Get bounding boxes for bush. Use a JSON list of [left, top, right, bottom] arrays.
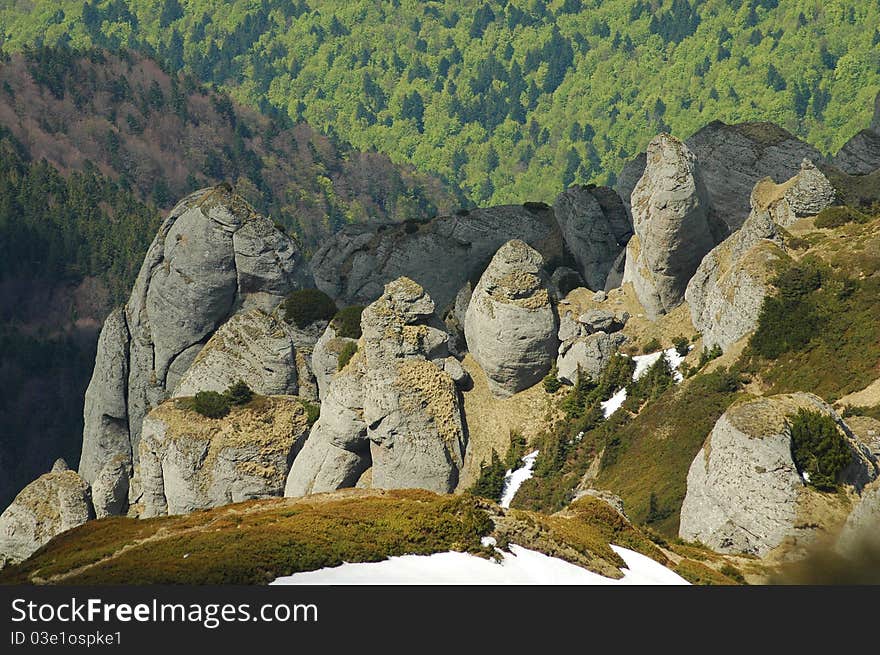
[[543, 364, 562, 393], [505, 431, 527, 470], [672, 336, 690, 358], [470, 450, 507, 501], [698, 344, 723, 368], [642, 337, 662, 353], [331, 305, 365, 339], [225, 380, 253, 406], [283, 289, 338, 328], [303, 401, 320, 426], [749, 296, 820, 359], [337, 341, 358, 370], [814, 206, 869, 229], [788, 409, 852, 491], [192, 391, 230, 419]]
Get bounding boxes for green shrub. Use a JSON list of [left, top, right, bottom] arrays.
[[470, 450, 507, 501], [788, 409, 852, 491], [749, 296, 820, 359], [331, 305, 365, 339], [337, 341, 358, 370], [505, 431, 528, 470], [698, 344, 723, 368], [303, 401, 320, 426], [774, 262, 823, 302], [192, 390, 230, 419], [543, 364, 562, 393], [672, 336, 690, 358], [283, 289, 338, 328], [814, 206, 870, 229], [642, 337, 662, 353], [225, 380, 253, 405]]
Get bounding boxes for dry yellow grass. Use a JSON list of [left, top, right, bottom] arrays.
[[456, 354, 560, 490]]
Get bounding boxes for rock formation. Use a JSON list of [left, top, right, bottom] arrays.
[[311, 323, 359, 401], [79, 185, 304, 508], [555, 308, 628, 385], [623, 134, 716, 320], [310, 204, 562, 311], [172, 308, 319, 400], [618, 122, 823, 231], [685, 205, 785, 351], [286, 278, 467, 496], [679, 393, 877, 556], [553, 185, 632, 290], [464, 240, 558, 397], [833, 91, 880, 174], [0, 460, 92, 567], [139, 396, 311, 517]]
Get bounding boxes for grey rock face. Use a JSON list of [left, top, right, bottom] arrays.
[[834, 130, 880, 175], [464, 240, 558, 397], [614, 152, 647, 218], [556, 331, 627, 385], [618, 122, 822, 231], [0, 462, 93, 567], [623, 135, 716, 319], [685, 207, 784, 351], [553, 185, 632, 290], [139, 396, 311, 517], [286, 278, 467, 497], [782, 160, 836, 219], [549, 267, 585, 301], [311, 324, 358, 401], [311, 204, 562, 311], [833, 92, 880, 174], [79, 186, 303, 501], [679, 393, 877, 556], [173, 309, 300, 398], [79, 307, 131, 484], [91, 457, 130, 519]]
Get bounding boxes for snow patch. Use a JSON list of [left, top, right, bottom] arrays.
[[270, 544, 689, 586], [500, 450, 539, 509], [631, 347, 688, 383], [601, 387, 628, 418]]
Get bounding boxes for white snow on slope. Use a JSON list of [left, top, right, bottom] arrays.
[[270, 544, 689, 586], [602, 347, 691, 419], [601, 387, 628, 418], [500, 450, 539, 509], [632, 347, 687, 383]]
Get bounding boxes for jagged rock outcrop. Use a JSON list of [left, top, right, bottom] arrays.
[[464, 241, 558, 397], [553, 185, 632, 290], [557, 331, 627, 385], [286, 278, 467, 496], [0, 460, 92, 567], [680, 393, 877, 556], [311, 323, 358, 401], [172, 308, 319, 400], [618, 122, 822, 231], [91, 456, 130, 518], [685, 205, 785, 351], [79, 185, 304, 503], [623, 135, 716, 320], [555, 305, 628, 385], [138, 396, 311, 517], [833, 92, 880, 174], [310, 204, 563, 311], [754, 159, 836, 227]]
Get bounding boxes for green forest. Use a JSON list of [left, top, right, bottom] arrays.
[[1, 0, 878, 205]]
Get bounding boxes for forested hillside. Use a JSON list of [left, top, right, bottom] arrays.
[[1, 0, 878, 205]]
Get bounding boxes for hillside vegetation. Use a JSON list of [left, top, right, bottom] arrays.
[[0, 489, 747, 585], [1, 1, 878, 204]]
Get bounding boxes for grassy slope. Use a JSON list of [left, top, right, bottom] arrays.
[[0, 490, 744, 585], [513, 208, 880, 538]]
